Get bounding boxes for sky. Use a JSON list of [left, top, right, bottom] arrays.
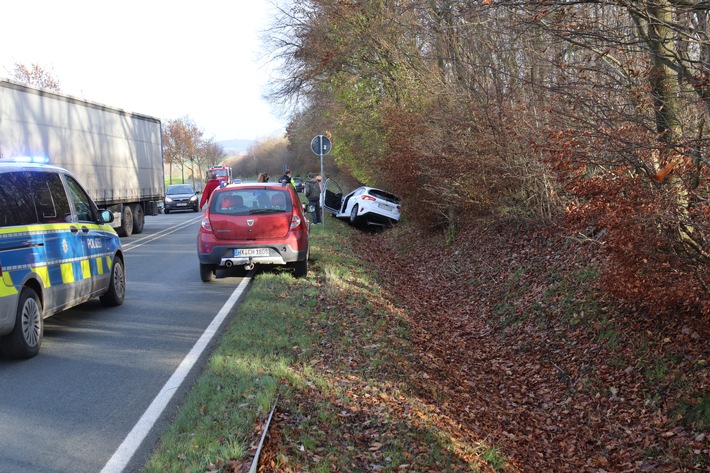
[[0, 0, 288, 143]]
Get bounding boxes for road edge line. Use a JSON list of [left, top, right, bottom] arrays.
[[100, 276, 250, 473]]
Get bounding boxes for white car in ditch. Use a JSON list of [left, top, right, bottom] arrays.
[[321, 178, 401, 227]]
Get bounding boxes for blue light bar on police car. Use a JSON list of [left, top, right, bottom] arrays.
[[2, 156, 50, 164]]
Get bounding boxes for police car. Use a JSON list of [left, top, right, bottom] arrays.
[[0, 158, 126, 359]]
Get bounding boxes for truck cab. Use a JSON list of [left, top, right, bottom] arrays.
[[209, 165, 233, 184]]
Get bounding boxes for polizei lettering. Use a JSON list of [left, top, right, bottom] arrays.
[[87, 238, 102, 249]]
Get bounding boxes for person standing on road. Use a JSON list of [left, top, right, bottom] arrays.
[[304, 172, 322, 224], [278, 170, 294, 188], [199, 171, 220, 211]]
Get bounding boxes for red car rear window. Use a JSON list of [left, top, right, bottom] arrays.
[[211, 189, 292, 215]]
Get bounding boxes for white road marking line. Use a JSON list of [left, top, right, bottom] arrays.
[[121, 216, 203, 252], [100, 275, 250, 473]]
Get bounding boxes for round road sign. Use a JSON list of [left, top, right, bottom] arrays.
[[311, 135, 332, 155]]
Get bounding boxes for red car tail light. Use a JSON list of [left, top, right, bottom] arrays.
[[200, 217, 213, 232], [290, 213, 302, 229]]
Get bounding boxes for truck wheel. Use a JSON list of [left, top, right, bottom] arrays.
[[0, 287, 43, 359], [118, 205, 133, 237], [100, 256, 126, 306], [131, 204, 145, 234]]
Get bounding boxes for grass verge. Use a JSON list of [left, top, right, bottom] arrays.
[[144, 218, 483, 473]]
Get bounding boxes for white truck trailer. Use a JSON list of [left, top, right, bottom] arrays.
[[0, 78, 164, 237]]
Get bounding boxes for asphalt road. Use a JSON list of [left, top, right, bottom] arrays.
[[0, 210, 249, 473]]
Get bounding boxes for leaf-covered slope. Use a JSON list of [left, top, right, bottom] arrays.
[[354, 217, 709, 472]]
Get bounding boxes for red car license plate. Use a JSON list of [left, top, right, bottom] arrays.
[[235, 248, 269, 257]]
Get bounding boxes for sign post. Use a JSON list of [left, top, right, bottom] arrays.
[[310, 135, 332, 226]]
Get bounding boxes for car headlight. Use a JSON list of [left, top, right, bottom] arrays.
[[165, 197, 173, 203], [190, 195, 198, 202]]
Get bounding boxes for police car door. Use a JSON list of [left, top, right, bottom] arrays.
[[62, 175, 115, 299], [28, 170, 88, 313]]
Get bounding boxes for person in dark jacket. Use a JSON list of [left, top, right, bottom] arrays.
[[304, 172, 321, 224], [278, 170, 293, 187]]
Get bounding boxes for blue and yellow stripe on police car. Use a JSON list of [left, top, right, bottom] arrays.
[[0, 270, 17, 297], [0, 223, 118, 297]]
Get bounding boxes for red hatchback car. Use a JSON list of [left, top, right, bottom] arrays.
[[197, 182, 310, 280]]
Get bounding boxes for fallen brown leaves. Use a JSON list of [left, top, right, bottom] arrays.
[[258, 216, 709, 472], [354, 217, 709, 472]]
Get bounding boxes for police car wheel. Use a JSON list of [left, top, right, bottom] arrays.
[[200, 263, 216, 282], [100, 257, 126, 307], [0, 287, 43, 359]]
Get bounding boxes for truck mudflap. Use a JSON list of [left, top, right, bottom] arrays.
[[145, 201, 160, 216]]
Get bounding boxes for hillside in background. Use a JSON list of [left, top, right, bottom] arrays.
[[217, 139, 253, 155]]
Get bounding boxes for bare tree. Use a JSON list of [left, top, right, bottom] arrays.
[[200, 139, 226, 168], [10, 62, 61, 91], [243, 136, 293, 179], [162, 116, 204, 185]]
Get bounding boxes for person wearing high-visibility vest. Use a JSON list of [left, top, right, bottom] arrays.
[[278, 170, 295, 188]]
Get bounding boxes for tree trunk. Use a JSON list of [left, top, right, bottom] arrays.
[[646, 1, 681, 144]]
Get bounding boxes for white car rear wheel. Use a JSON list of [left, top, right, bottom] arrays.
[[349, 204, 359, 224]]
